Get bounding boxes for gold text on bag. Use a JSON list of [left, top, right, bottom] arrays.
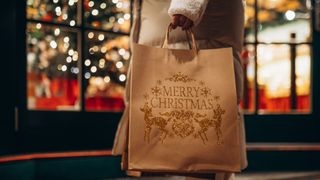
[[140, 72, 225, 145]]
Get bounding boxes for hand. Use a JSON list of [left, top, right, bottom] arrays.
[[171, 14, 193, 30]]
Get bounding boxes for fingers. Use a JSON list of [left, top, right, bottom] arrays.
[[172, 15, 180, 29], [182, 19, 193, 30], [171, 14, 193, 30], [179, 15, 186, 26]]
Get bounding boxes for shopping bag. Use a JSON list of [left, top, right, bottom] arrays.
[[128, 25, 241, 173]]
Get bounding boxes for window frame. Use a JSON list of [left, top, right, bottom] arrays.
[[242, 0, 320, 143], [17, 0, 132, 152]]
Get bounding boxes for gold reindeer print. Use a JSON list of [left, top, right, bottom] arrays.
[[140, 102, 171, 143]]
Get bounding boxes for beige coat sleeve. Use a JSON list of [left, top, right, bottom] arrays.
[[167, 0, 209, 26]]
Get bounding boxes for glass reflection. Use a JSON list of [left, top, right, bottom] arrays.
[[295, 44, 311, 112], [244, 0, 255, 42], [27, 0, 79, 26], [84, 31, 130, 111], [257, 0, 311, 42], [257, 44, 310, 112], [84, 0, 131, 33], [27, 23, 80, 110]]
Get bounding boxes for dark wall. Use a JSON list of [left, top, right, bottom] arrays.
[[0, 0, 17, 155]]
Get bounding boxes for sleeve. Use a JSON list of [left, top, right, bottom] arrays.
[[168, 0, 209, 26]]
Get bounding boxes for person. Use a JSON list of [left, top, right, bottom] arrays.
[[113, 0, 248, 179]]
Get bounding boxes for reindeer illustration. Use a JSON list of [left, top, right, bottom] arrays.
[[140, 103, 171, 143], [194, 116, 214, 144], [194, 104, 225, 144], [212, 104, 225, 144]]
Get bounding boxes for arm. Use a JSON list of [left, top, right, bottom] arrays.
[[168, 0, 209, 29]]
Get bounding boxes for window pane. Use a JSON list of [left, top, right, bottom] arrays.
[[27, 23, 80, 110], [257, 44, 291, 112], [241, 45, 256, 112], [257, 44, 311, 113], [296, 44, 311, 112], [244, 0, 255, 42], [84, 31, 130, 111], [84, 0, 131, 33], [258, 0, 311, 43], [27, 0, 80, 26]]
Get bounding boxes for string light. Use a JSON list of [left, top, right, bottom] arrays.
[[56, 11, 62, 16], [89, 48, 95, 54], [64, 36, 70, 43], [70, 20, 76, 26], [64, 43, 70, 49], [72, 51, 78, 61], [68, 49, 75, 56], [118, 48, 126, 56], [90, 66, 97, 73], [104, 76, 111, 83], [68, 0, 75, 6], [109, 16, 116, 23], [285, 10, 295, 21], [36, 23, 42, 29], [123, 52, 130, 60], [57, 64, 62, 70], [61, 65, 67, 71], [72, 67, 79, 74], [119, 74, 126, 82], [88, 32, 94, 39], [92, 9, 99, 16], [85, 59, 91, 66], [124, 13, 130, 20], [31, 38, 37, 45], [88, 1, 94, 7], [62, 14, 68, 20], [53, 0, 59, 3], [85, 72, 91, 79], [116, 61, 123, 69], [66, 56, 72, 63], [93, 46, 99, 52], [98, 34, 105, 41], [99, 59, 105, 68], [112, 0, 119, 4], [117, 18, 124, 24], [101, 47, 107, 53], [54, 28, 60, 36], [50, 41, 57, 49], [116, 2, 123, 8], [55, 6, 61, 13], [100, 3, 107, 9]]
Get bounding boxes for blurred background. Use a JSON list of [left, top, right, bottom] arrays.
[[0, 0, 320, 179]]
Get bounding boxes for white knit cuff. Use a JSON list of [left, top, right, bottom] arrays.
[[168, 0, 209, 26]]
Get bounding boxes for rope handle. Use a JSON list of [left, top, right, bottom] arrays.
[[161, 23, 198, 54]]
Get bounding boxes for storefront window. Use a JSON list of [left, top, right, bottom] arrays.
[[257, 0, 311, 43], [27, 0, 80, 25], [84, 32, 129, 111], [242, 0, 312, 113], [26, 0, 131, 111], [84, 0, 131, 33], [27, 23, 80, 110]]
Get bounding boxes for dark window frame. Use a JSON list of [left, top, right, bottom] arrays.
[[242, 0, 320, 143]]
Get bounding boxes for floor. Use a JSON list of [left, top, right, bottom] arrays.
[[111, 171, 320, 180]]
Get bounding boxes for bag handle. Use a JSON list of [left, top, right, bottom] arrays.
[[161, 23, 198, 53]]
